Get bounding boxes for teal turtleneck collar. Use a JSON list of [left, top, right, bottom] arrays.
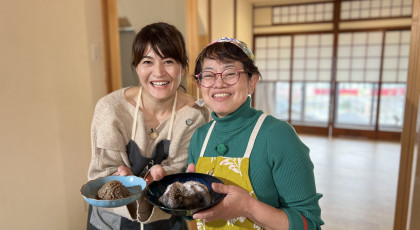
[[210, 96, 260, 133]]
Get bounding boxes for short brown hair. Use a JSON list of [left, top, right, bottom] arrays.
[[131, 22, 188, 71]]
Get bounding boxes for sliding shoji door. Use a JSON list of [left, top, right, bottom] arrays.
[[255, 33, 334, 127], [335, 30, 410, 131]]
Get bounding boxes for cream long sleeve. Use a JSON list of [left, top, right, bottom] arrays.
[[87, 87, 209, 223]]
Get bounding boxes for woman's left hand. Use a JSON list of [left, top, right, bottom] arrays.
[[192, 183, 253, 221], [113, 165, 134, 176], [144, 165, 166, 185], [150, 165, 166, 181]]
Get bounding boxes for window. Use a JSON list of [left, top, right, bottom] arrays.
[[382, 30, 411, 83], [273, 2, 334, 24], [341, 0, 412, 20], [255, 30, 410, 133], [336, 31, 383, 82], [255, 33, 333, 126], [293, 34, 334, 82], [256, 82, 290, 120], [379, 83, 406, 131], [255, 36, 292, 81], [292, 82, 330, 125], [335, 82, 378, 128], [255, 1, 412, 138]]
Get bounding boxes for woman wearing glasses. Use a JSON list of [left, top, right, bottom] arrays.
[[187, 37, 324, 230]]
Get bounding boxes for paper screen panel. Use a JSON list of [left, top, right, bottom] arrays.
[[292, 33, 334, 82], [341, 0, 412, 20], [255, 35, 292, 81], [336, 31, 383, 82], [382, 30, 411, 83], [272, 2, 333, 24]]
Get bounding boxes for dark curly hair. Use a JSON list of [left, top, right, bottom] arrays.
[[194, 42, 260, 79]]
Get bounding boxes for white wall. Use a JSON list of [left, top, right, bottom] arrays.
[[198, 0, 209, 35], [236, 0, 253, 50], [0, 0, 106, 229], [209, 0, 253, 49], [117, 0, 186, 34], [211, 0, 234, 40]]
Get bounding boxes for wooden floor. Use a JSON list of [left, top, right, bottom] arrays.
[[300, 135, 401, 230]]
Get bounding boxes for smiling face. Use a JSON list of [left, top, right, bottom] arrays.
[[198, 59, 259, 118], [136, 45, 184, 101]]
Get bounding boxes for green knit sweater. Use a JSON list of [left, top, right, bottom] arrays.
[[188, 97, 324, 230]]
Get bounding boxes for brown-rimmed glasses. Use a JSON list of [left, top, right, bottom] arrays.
[[194, 68, 246, 88]]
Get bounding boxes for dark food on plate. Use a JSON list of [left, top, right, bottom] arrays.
[[159, 181, 212, 209], [97, 180, 131, 200]]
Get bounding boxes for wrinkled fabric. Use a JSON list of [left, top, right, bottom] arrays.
[[126, 139, 170, 177], [88, 205, 187, 230]]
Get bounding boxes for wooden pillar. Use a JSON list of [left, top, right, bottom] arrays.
[[185, 1, 200, 228], [101, 0, 121, 93], [186, 0, 200, 98], [394, 0, 420, 229]]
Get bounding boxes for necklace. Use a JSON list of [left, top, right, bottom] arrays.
[[149, 128, 158, 140], [131, 87, 178, 143]]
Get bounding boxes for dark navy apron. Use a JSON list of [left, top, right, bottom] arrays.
[[88, 87, 187, 230]]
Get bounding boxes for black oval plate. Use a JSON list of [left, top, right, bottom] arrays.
[[145, 172, 226, 219]]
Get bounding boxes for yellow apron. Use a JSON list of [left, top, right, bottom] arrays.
[[195, 114, 267, 230]]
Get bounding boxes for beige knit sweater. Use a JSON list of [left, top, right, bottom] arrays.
[[88, 87, 209, 224]]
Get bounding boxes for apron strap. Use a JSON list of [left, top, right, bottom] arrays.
[[199, 113, 267, 158], [130, 87, 178, 140], [131, 87, 143, 140], [244, 113, 267, 158], [167, 91, 178, 141], [199, 121, 216, 157]]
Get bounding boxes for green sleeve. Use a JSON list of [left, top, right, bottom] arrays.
[[267, 121, 324, 229]]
